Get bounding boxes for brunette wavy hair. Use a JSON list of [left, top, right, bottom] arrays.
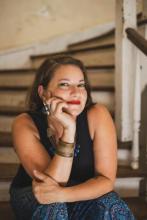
[[26, 56, 93, 111]]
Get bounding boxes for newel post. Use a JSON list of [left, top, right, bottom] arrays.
[[115, 0, 137, 141]]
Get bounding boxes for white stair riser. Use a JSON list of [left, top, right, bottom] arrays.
[[91, 91, 114, 112], [115, 177, 142, 197]]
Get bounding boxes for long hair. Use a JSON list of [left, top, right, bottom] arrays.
[[26, 56, 93, 111]]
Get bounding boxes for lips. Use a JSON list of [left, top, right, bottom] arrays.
[[67, 100, 81, 105]]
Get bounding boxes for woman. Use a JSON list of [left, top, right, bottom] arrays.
[[10, 56, 135, 219]]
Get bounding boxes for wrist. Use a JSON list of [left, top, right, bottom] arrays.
[[56, 139, 75, 158], [62, 128, 76, 143], [59, 186, 70, 203]]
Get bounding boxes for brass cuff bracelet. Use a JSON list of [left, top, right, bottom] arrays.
[[56, 138, 75, 158]]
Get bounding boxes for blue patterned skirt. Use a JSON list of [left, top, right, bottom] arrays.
[[32, 191, 135, 220]]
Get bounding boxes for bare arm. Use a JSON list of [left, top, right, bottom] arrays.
[[32, 104, 117, 204], [12, 104, 75, 185], [61, 104, 117, 201]]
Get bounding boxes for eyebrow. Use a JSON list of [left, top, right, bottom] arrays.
[[58, 79, 85, 82]]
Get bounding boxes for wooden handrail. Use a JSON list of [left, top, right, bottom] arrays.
[[126, 28, 147, 56]]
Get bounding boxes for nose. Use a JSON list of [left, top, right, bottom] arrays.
[[70, 85, 80, 95]]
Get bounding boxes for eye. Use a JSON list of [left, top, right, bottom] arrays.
[[78, 83, 86, 88], [58, 82, 69, 88]]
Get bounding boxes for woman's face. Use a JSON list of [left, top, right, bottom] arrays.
[[45, 64, 87, 117]]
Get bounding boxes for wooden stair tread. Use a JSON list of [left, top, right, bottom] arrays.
[[0, 68, 35, 74], [0, 86, 30, 91], [0, 132, 12, 147], [0, 106, 26, 115], [0, 202, 15, 220], [31, 43, 115, 59], [68, 29, 115, 50], [117, 165, 147, 178], [0, 163, 19, 180], [86, 65, 114, 70], [124, 197, 147, 219]]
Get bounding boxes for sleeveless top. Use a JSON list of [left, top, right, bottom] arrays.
[[11, 108, 95, 188]]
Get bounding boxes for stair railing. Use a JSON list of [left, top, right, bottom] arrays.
[[126, 25, 147, 169]]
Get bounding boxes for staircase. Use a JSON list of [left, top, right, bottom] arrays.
[[0, 27, 147, 220]]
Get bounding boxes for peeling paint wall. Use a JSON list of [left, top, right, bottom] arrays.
[[0, 0, 115, 51]]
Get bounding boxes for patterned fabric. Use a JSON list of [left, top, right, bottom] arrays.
[[32, 191, 136, 220]]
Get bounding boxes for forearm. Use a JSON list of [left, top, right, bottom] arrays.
[[44, 129, 75, 185], [62, 175, 115, 202], [44, 155, 73, 185]]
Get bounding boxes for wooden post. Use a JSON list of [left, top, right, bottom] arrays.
[[131, 49, 141, 169], [115, 0, 137, 142], [139, 0, 147, 200]]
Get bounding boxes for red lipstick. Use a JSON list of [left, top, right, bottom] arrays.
[[67, 100, 81, 105]]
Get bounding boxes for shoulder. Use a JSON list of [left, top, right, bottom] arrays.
[[12, 113, 39, 138], [87, 103, 115, 139], [87, 103, 112, 122]]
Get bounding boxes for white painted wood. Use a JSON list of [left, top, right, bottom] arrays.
[[115, 177, 142, 197], [131, 50, 141, 169], [118, 149, 131, 166], [115, 0, 137, 141], [91, 91, 114, 112]]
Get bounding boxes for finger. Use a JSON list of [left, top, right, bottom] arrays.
[[55, 102, 69, 115], [33, 170, 48, 182], [51, 100, 64, 113]]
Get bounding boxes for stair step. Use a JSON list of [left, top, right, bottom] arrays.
[[0, 65, 114, 90], [68, 29, 115, 50], [0, 91, 114, 133], [117, 165, 147, 178], [0, 90, 27, 108], [0, 132, 12, 147], [0, 106, 26, 116], [0, 147, 19, 164], [87, 68, 114, 88], [31, 44, 115, 68], [0, 70, 35, 88], [124, 197, 147, 220], [0, 201, 15, 220]]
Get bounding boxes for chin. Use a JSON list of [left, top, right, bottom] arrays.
[[68, 108, 84, 117]]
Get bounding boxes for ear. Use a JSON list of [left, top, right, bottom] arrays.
[[38, 85, 44, 99]]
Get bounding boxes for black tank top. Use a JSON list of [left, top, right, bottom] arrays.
[[11, 109, 95, 188]]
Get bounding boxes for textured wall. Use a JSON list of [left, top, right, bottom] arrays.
[[0, 0, 115, 51]]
